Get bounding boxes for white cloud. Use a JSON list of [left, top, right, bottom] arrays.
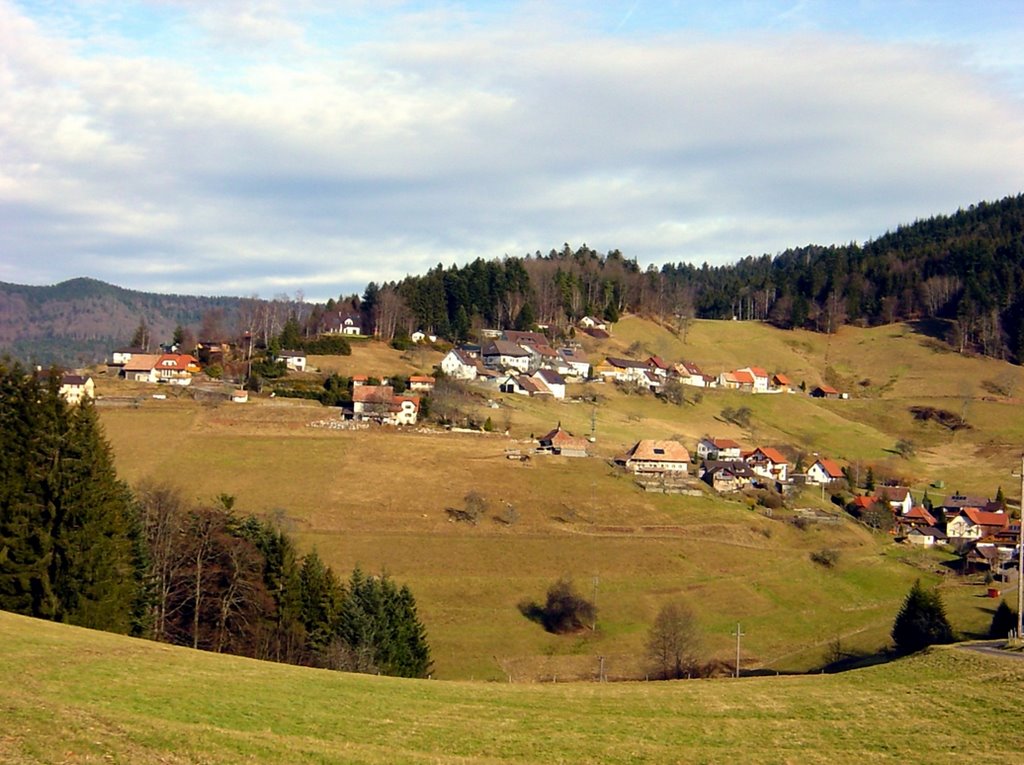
[[0, 1, 1022, 300]]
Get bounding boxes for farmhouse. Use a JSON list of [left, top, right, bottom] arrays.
[[352, 385, 420, 425], [895, 506, 938, 535], [536, 424, 589, 457], [646, 356, 670, 378], [696, 437, 743, 461], [772, 373, 792, 391], [619, 440, 690, 475], [119, 354, 161, 382]]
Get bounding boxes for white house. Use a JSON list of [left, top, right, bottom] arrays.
[[120, 354, 161, 383], [578, 316, 607, 330], [499, 374, 551, 397], [875, 486, 913, 516], [946, 508, 1009, 541], [558, 348, 590, 379], [737, 366, 771, 393], [388, 395, 420, 425], [277, 350, 307, 372], [111, 347, 145, 366], [744, 446, 789, 483], [59, 374, 95, 405], [696, 437, 743, 461], [673, 361, 706, 387], [409, 375, 436, 391], [440, 349, 479, 381], [482, 340, 531, 373], [806, 458, 845, 485], [532, 369, 566, 399]]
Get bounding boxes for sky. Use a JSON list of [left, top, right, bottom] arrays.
[[2, 1, 1023, 301]]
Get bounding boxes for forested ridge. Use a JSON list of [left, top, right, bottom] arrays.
[[3, 193, 1023, 363], [379, 194, 1024, 360]]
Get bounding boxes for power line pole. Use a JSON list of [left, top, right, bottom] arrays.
[[732, 622, 745, 678], [1018, 453, 1023, 640]]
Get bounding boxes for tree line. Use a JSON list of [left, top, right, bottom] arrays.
[[0, 359, 431, 678], [298, 194, 1024, 361]]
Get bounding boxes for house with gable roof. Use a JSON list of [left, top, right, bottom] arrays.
[[696, 437, 743, 462], [947, 508, 1009, 542], [532, 369, 566, 399], [700, 460, 757, 492], [440, 348, 479, 380], [744, 446, 789, 482], [737, 366, 770, 393], [806, 458, 845, 486], [673, 361, 707, 387], [875, 486, 913, 516], [619, 440, 691, 475], [482, 340, 531, 372], [718, 369, 755, 392], [536, 424, 589, 457], [59, 374, 95, 405]]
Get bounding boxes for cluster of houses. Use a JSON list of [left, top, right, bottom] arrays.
[[107, 347, 202, 385], [440, 330, 591, 400], [339, 375, 435, 426]]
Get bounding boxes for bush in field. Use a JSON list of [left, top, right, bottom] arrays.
[[518, 578, 596, 634]]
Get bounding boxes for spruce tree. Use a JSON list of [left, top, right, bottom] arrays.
[[892, 580, 955, 654]]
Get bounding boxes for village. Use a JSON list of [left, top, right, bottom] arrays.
[[45, 311, 1020, 592]]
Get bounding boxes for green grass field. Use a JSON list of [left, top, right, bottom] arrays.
[[89, 317, 1024, 680], [2, 611, 1021, 764]]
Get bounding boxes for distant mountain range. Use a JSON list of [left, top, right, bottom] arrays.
[[5, 193, 1024, 366], [0, 278, 246, 366]]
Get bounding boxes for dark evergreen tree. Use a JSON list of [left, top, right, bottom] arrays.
[[989, 601, 1018, 639], [891, 580, 955, 654]]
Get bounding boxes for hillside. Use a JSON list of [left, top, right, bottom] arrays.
[[0, 277, 247, 365], [2, 611, 1021, 764], [93, 317, 1024, 680]]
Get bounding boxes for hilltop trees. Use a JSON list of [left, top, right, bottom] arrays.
[[0, 359, 145, 634]]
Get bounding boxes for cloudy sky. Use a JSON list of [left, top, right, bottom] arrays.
[[2, 1, 1023, 301]]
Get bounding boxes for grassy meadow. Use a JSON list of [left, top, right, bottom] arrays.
[[90, 317, 1024, 680], [2, 610, 1022, 764]]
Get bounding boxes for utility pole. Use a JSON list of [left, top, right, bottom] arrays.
[[592, 575, 599, 632], [733, 622, 745, 678], [1018, 453, 1023, 640]]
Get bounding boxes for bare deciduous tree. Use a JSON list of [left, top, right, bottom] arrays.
[[647, 601, 702, 680]]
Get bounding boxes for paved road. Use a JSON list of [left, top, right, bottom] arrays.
[[957, 640, 1024, 660]]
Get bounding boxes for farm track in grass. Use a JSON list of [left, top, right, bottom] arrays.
[[96, 317, 1023, 679], [2, 611, 1023, 764]]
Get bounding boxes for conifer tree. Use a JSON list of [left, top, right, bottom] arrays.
[[891, 580, 955, 654]]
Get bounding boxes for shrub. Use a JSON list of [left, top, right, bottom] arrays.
[[518, 578, 596, 634], [810, 548, 840, 568]]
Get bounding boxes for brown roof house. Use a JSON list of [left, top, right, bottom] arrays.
[[619, 440, 691, 475], [536, 424, 589, 458], [806, 458, 845, 486], [700, 460, 757, 493]]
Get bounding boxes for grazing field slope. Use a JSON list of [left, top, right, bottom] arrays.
[[2, 612, 1021, 765], [94, 317, 1023, 679]]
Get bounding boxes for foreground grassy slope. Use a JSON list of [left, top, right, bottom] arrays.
[[2, 612, 1020, 764], [94, 318, 1023, 679]]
